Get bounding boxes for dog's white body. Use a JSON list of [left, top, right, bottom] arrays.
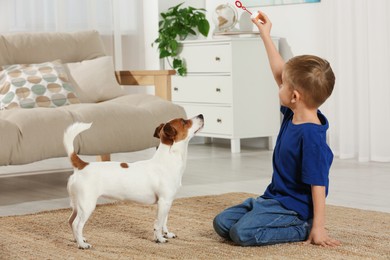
[[65, 115, 204, 249]]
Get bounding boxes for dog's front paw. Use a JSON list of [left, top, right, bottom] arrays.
[[164, 232, 176, 239], [78, 242, 92, 249], [72, 237, 87, 243], [154, 228, 168, 243]]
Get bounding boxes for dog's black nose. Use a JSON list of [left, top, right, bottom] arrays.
[[198, 114, 204, 120]]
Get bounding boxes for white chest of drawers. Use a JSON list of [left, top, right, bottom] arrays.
[[171, 38, 280, 153]]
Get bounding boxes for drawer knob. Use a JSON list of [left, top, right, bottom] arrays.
[[217, 118, 222, 123], [215, 57, 221, 62], [216, 88, 221, 92], [173, 87, 179, 91]]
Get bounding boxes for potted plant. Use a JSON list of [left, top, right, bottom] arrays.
[[153, 3, 210, 76]]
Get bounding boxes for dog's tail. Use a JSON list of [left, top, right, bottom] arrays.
[[64, 122, 92, 169]]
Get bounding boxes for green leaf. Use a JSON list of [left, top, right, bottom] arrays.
[[198, 19, 210, 37], [159, 50, 171, 59], [173, 58, 182, 69], [169, 40, 178, 52], [177, 67, 187, 76], [158, 42, 168, 49]]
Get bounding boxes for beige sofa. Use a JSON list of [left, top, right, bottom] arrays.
[[0, 30, 185, 166]]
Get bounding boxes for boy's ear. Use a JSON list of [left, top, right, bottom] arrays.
[[291, 90, 300, 103]]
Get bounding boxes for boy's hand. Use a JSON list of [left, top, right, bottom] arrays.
[[251, 11, 272, 39], [304, 226, 341, 247]]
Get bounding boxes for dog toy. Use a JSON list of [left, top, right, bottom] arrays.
[[234, 1, 252, 15]]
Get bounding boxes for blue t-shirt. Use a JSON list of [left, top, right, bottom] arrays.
[[261, 106, 333, 220]]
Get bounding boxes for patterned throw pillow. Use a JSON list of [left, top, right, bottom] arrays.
[[0, 60, 80, 110]]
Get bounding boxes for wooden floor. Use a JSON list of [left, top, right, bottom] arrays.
[[1, 143, 389, 216]]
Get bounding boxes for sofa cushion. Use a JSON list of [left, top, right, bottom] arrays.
[[0, 107, 75, 165], [0, 119, 20, 164], [0, 31, 106, 66], [0, 60, 80, 110], [65, 56, 124, 103], [0, 94, 186, 165]]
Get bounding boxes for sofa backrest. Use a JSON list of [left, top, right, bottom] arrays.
[[0, 30, 106, 66]]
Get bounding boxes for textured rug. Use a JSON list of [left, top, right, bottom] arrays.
[[1, 193, 389, 260]]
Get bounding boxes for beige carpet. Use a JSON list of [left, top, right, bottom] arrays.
[[0, 193, 389, 260]]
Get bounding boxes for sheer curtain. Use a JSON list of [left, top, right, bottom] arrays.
[[321, 0, 390, 162], [0, 0, 158, 70]]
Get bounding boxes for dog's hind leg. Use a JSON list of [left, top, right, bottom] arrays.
[[69, 209, 78, 242], [73, 199, 96, 249], [154, 198, 173, 243], [69, 209, 88, 243], [163, 215, 176, 239], [68, 209, 77, 227], [68, 178, 80, 242]]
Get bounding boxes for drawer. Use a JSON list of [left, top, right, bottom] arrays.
[[180, 43, 231, 73], [172, 75, 232, 104], [180, 104, 233, 135]]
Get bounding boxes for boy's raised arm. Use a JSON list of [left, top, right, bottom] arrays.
[[252, 11, 284, 87]]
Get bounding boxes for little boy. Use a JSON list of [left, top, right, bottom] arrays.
[[213, 11, 341, 247]]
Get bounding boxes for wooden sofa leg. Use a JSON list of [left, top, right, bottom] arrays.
[[97, 154, 111, 161]]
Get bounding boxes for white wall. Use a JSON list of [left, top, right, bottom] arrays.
[[159, 0, 205, 12], [252, 3, 325, 59]]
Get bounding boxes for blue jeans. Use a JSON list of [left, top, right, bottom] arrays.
[[213, 197, 311, 246]]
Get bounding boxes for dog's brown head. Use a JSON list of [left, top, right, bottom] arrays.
[[154, 114, 204, 146]]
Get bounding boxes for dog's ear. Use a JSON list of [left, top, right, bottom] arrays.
[[154, 123, 165, 138], [161, 123, 177, 146]]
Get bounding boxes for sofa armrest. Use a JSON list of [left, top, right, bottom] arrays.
[[115, 70, 176, 101]]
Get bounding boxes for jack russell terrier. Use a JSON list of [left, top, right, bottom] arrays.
[[64, 114, 204, 249]]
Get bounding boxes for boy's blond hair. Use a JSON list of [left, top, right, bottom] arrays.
[[284, 55, 335, 108]]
